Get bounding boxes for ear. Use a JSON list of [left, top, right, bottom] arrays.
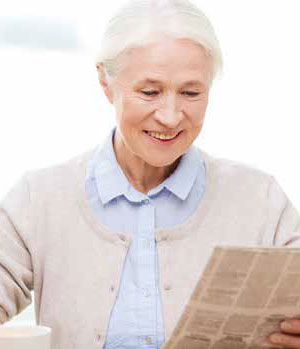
[[96, 63, 114, 105]]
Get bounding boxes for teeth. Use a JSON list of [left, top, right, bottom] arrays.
[[146, 131, 178, 140]]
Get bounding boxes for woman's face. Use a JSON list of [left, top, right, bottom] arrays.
[[100, 37, 212, 168]]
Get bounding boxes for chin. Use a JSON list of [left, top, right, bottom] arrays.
[[144, 155, 181, 168]]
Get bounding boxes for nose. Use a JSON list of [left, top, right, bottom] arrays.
[[153, 93, 184, 129]]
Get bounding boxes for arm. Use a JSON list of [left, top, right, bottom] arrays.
[[264, 175, 300, 246], [263, 176, 300, 347], [0, 172, 34, 324]]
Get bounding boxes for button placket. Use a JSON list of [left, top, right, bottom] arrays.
[[137, 195, 156, 346], [141, 239, 153, 248]]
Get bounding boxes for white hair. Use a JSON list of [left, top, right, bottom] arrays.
[[95, 0, 223, 89]]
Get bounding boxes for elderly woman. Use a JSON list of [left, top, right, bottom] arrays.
[[1, 0, 300, 348]]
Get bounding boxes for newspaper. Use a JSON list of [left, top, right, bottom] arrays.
[[162, 246, 300, 349]]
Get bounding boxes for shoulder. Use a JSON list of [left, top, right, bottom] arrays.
[[25, 146, 96, 200], [197, 147, 273, 194]]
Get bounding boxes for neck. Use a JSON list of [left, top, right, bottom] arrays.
[[113, 130, 180, 194]]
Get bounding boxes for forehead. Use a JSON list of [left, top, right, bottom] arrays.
[[116, 37, 212, 86]]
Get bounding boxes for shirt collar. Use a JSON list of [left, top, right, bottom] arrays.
[[87, 126, 203, 205]]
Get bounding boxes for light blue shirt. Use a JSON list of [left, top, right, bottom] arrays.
[[85, 126, 206, 349]]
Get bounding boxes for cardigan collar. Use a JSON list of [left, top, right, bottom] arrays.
[[74, 137, 216, 244]]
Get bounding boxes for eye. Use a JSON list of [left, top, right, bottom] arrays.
[[182, 91, 200, 97], [141, 90, 159, 96], [140, 90, 200, 97]]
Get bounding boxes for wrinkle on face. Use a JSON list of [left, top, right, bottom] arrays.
[[100, 37, 212, 194]]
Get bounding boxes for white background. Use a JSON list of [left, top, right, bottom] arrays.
[[0, 0, 299, 325]]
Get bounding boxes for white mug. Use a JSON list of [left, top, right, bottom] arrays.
[[0, 325, 51, 349]]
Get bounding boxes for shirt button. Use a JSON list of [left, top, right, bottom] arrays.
[[119, 234, 127, 241], [145, 336, 153, 344], [164, 284, 172, 290], [95, 334, 101, 342], [110, 285, 115, 292], [156, 234, 168, 242], [143, 288, 151, 297]]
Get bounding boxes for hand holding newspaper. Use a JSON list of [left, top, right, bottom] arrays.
[[162, 246, 300, 349]]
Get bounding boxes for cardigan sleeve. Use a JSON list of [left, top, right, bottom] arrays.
[[265, 176, 300, 246], [0, 172, 34, 324]]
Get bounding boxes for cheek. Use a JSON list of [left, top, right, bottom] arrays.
[[187, 101, 207, 117], [122, 98, 154, 120], [187, 102, 208, 129]]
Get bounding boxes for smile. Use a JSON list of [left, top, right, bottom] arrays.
[[143, 130, 182, 144], [145, 131, 179, 140]]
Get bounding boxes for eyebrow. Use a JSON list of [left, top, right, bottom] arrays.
[[136, 78, 206, 87]]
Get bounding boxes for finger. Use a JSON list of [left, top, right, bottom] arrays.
[[281, 320, 300, 334], [263, 333, 288, 348], [268, 332, 300, 348], [262, 339, 286, 348]]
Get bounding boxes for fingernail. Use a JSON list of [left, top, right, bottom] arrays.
[[281, 321, 292, 330], [270, 334, 282, 344]]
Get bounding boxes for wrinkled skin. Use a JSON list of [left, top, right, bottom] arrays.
[[97, 36, 212, 194]]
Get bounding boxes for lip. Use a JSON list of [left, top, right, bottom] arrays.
[[143, 130, 182, 145]]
